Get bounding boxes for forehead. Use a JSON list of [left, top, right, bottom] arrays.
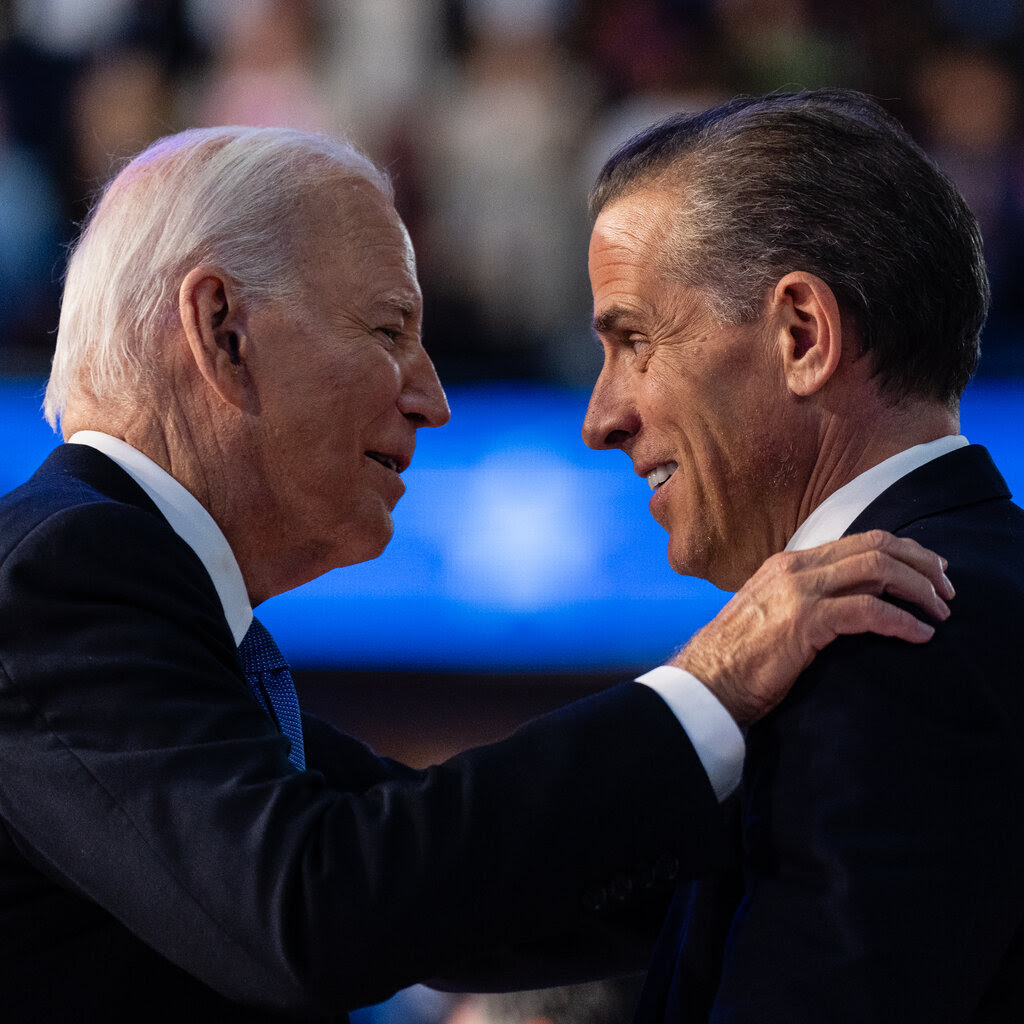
[[588, 188, 732, 340], [593, 184, 678, 244], [300, 176, 421, 316], [589, 190, 680, 302], [589, 190, 678, 282]]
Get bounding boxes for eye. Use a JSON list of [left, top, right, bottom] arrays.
[[376, 327, 401, 345], [628, 334, 651, 361]]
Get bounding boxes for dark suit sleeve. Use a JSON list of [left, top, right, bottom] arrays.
[[0, 500, 725, 1015], [707, 521, 1024, 1023]]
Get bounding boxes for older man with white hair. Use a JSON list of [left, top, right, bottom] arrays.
[[0, 125, 952, 1021]]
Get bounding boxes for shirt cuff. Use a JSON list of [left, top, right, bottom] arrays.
[[636, 665, 745, 802]]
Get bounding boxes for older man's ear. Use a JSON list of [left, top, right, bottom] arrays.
[[178, 266, 258, 413], [773, 271, 844, 398]]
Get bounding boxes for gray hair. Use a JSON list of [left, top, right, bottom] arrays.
[[589, 89, 989, 407], [45, 125, 391, 428]]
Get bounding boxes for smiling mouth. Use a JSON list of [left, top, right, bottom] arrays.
[[646, 461, 678, 491], [366, 451, 401, 473]]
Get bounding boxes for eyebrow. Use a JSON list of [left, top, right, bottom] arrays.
[[372, 290, 419, 319], [592, 305, 641, 335]]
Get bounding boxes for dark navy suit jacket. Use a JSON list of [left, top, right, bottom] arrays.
[[0, 444, 726, 1022], [635, 444, 1024, 1023]]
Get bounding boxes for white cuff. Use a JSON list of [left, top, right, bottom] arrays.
[[636, 665, 745, 801]]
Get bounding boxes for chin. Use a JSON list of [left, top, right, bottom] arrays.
[[667, 534, 737, 593], [333, 514, 395, 569]]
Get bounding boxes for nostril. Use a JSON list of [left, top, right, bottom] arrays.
[[583, 397, 640, 450]]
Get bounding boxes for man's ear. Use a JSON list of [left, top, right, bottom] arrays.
[[178, 266, 256, 412], [772, 271, 843, 397]]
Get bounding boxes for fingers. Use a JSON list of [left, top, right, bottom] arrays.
[[819, 593, 936, 645], [675, 530, 953, 729], [864, 531, 954, 600], [813, 549, 952, 624], [794, 530, 954, 600]]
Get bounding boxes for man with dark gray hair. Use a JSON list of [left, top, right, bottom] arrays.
[[584, 88, 1024, 1021]]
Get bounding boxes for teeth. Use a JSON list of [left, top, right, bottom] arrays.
[[646, 461, 678, 491]]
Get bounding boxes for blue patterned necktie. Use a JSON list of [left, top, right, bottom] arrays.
[[238, 617, 305, 771]]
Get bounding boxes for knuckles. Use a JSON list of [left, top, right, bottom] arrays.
[[862, 548, 889, 581], [864, 528, 891, 551], [760, 548, 800, 585]]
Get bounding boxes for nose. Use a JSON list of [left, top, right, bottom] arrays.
[[399, 344, 451, 428], [582, 359, 639, 450]]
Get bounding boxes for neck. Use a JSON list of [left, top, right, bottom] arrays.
[[65, 394, 283, 604], [792, 397, 958, 537]]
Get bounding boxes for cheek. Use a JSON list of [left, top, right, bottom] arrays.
[[647, 386, 720, 470], [344, 355, 404, 420]]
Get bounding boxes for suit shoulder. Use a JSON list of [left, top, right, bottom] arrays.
[[782, 493, 1024, 744], [0, 458, 216, 638], [0, 449, 172, 566], [896, 492, 1024, 608]]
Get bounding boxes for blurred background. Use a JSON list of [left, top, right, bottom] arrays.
[[3, 0, 1024, 381], [1, 2, 1021, 1018]]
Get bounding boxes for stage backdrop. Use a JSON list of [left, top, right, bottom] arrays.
[[2, 378, 1020, 671]]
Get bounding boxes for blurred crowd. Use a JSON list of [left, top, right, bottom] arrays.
[[1, 0, 1022, 383]]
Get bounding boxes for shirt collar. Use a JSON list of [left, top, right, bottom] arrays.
[[67, 430, 253, 644], [786, 435, 969, 552]]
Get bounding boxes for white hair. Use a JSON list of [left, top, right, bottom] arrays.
[[45, 125, 391, 428]]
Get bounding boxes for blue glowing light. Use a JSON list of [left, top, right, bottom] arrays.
[[1, 378, 1020, 670]]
